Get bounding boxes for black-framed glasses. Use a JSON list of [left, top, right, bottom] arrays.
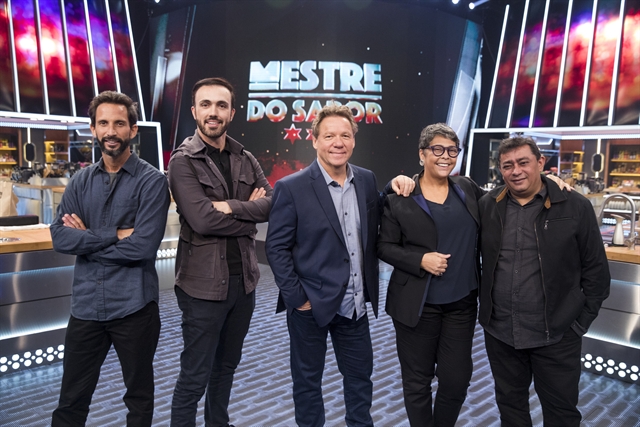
[[424, 145, 461, 158]]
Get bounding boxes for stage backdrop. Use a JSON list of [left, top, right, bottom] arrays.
[[150, 0, 482, 187]]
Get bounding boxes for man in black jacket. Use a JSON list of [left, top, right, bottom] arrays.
[[478, 136, 610, 427]]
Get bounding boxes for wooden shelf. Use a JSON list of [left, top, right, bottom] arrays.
[[610, 173, 640, 177], [0, 161, 16, 164], [611, 159, 640, 162], [0, 147, 16, 150]]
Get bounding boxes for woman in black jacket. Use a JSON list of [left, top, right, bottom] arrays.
[[378, 123, 483, 427]]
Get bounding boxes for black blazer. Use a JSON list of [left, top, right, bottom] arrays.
[[377, 174, 483, 327]]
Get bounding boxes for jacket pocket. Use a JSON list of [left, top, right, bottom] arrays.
[[389, 269, 410, 286], [178, 235, 220, 279]]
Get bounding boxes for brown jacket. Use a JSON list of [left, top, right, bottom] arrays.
[[168, 131, 272, 300]]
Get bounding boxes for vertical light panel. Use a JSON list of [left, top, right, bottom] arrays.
[[485, 4, 509, 128], [12, 0, 45, 113], [103, 0, 120, 92], [60, 0, 76, 116], [506, 0, 530, 126], [608, 0, 625, 125], [7, 0, 19, 112], [529, 0, 551, 128], [613, 0, 640, 125], [83, 0, 99, 96], [535, 0, 570, 127], [579, 0, 598, 126], [40, 0, 72, 116], [510, 0, 545, 128], [0, 0, 16, 111], [34, 0, 49, 115], [123, 0, 145, 120], [65, 0, 94, 115], [558, 0, 594, 127], [554, 0, 574, 127]]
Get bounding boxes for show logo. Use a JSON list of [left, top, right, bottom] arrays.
[[247, 60, 382, 143]]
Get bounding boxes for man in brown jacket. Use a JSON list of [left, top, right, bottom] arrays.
[[168, 77, 272, 427]]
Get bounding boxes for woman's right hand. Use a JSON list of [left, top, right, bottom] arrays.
[[420, 252, 451, 276]]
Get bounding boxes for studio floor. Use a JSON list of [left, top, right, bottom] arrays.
[[1, 263, 639, 427]]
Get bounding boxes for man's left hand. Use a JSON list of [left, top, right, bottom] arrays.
[[62, 213, 87, 230]]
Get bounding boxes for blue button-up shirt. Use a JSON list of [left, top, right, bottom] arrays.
[[50, 153, 170, 321], [318, 163, 366, 320]]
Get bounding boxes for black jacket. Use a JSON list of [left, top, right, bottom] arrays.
[[378, 174, 483, 327], [478, 175, 610, 340]]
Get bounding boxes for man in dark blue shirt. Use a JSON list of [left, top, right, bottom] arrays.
[[50, 91, 170, 427]]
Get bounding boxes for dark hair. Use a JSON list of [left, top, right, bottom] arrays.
[[192, 77, 236, 109], [88, 91, 138, 127], [418, 123, 459, 149], [498, 136, 541, 163], [311, 103, 358, 138]]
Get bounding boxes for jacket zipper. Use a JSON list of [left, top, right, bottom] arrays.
[[535, 211, 550, 342]]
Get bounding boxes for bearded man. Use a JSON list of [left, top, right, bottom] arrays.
[[50, 91, 171, 426], [167, 77, 272, 427]]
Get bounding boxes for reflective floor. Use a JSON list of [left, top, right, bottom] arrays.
[[1, 263, 639, 426]]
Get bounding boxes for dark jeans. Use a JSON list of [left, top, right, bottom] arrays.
[[287, 309, 374, 427], [484, 328, 583, 427], [171, 276, 254, 427], [51, 301, 160, 427], [393, 290, 477, 427]]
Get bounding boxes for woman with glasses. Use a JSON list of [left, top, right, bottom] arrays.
[[377, 123, 482, 427]]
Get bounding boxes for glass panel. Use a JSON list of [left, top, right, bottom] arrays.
[[510, 0, 546, 127], [40, 0, 71, 115], [558, 0, 594, 126], [108, 0, 138, 105], [0, 0, 14, 111], [65, 0, 93, 116], [489, 3, 526, 128], [585, 0, 620, 125], [533, 0, 570, 127], [614, 0, 640, 125], [12, 0, 44, 113], [87, 0, 116, 93]]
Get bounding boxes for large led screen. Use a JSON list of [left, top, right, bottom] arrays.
[[164, 1, 481, 186]]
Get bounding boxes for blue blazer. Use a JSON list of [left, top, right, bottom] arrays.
[[265, 160, 381, 328]]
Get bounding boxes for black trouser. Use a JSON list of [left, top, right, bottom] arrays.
[[393, 290, 477, 427], [52, 301, 160, 427], [484, 329, 582, 427], [171, 276, 254, 427]]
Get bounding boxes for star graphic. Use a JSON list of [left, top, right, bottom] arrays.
[[305, 129, 314, 141], [284, 124, 302, 144]]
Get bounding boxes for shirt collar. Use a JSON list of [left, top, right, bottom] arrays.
[[206, 142, 230, 157], [95, 151, 138, 176], [318, 161, 354, 187], [507, 181, 547, 206]]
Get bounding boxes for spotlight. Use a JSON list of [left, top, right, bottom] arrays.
[[154, 0, 160, 3], [452, 0, 460, 4], [469, 2, 475, 9]]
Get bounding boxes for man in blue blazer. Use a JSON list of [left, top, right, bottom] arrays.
[[266, 104, 382, 427]]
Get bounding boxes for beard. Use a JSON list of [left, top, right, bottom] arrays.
[[97, 136, 130, 158], [196, 116, 229, 141]]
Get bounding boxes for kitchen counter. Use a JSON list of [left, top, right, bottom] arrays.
[[0, 227, 53, 254], [605, 245, 640, 264]]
